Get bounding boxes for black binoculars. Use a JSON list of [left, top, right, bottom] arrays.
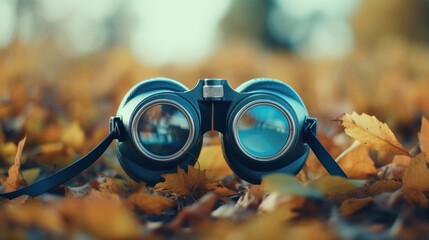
[[0, 78, 346, 199]]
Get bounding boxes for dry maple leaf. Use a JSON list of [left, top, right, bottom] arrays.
[[336, 112, 410, 156], [336, 141, 377, 179], [128, 192, 175, 215], [1, 136, 26, 192], [154, 166, 206, 197], [154, 165, 235, 197], [418, 116, 429, 158], [402, 153, 429, 207]]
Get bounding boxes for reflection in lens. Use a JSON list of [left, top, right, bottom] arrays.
[[137, 103, 191, 157], [237, 104, 290, 159]]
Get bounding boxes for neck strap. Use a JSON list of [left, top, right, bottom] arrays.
[[303, 118, 348, 178], [0, 125, 119, 199]]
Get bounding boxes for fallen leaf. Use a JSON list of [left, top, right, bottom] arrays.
[[198, 144, 233, 179], [21, 168, 41, 184], [166, 192, 218, 231], [262, 174, 323, 199], [386, 155, 412, 179], [366, 180, 402, 195], [61, 122, 85, 150], [128, 192, 175, 215], [155, 166, 206, 197], [5, 202, 65, 233], [339, 197, 373, 217], [1, 136, 26, 192], [336, 112, 410, 156], [79, 199, 142, 238], [0, 141, 17, 165], [313, 176, 358, 196], [95, 175, 125, 196], [336, 141, 377, 179], [154, 165, 235, 197], [402, 188, 428, 208], [204, 182, 237, 197], [418, 116, 429, 158], [402, 153, 429, 207], [236, 185, 266, 209]]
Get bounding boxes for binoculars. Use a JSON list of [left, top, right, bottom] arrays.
[[0, 78, 346, 199]]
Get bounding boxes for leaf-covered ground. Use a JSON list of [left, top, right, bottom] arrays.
[[1, 41, 429, 239]]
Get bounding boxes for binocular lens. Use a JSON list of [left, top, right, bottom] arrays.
[[235, 103, 292, 160], [136, 103, 192, 159]]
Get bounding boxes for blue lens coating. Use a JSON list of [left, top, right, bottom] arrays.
[[237, 104, 290, 159], [137, 104, 190, 157]]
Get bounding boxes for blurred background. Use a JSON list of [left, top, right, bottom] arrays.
[[0, 0, 429, 160]]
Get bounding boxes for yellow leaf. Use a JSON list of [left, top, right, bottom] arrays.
[[198, 144, 233, 179], [21, 168, 41, 184], [1, 141, 17, 165], [128, 193, 175, 215], [336, 112, 410, 156], [418, 116, 429, 159], [339, 197, 373, 217], [313, 176, 358, 196], [1, 136, 26, 192], [262, 174, 323, 199], [336, 141, 377, 179], [61, 122, 85, 150], [80, 199, 142, 239]]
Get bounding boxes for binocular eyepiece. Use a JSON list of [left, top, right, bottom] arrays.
[[114, 77, 341, 185]]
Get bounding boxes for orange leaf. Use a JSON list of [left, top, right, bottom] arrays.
[[366, 180, 401, 195], [402, 153, 429, 190], [402, 153, 429, 207], [336, 112, 410, 156], [204, 182, 237, 197], [128, 192, 175, 215], [5, 202, 65, 233], [339, 197, 373, 217], [167, 193, 218, 231], [236, 185, 266, 209], [96, 175, 125, 195], [1, 136, 26, 192], [418, 116, 429, 159], [336, 141, 377, 179], [154, 166, 207, 197], [80, 199, 142, 238], [154, 165, 235, 197]]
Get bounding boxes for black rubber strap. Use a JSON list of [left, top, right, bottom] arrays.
[[303, 118, 348, 178], [0, 129, 118, 199]]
